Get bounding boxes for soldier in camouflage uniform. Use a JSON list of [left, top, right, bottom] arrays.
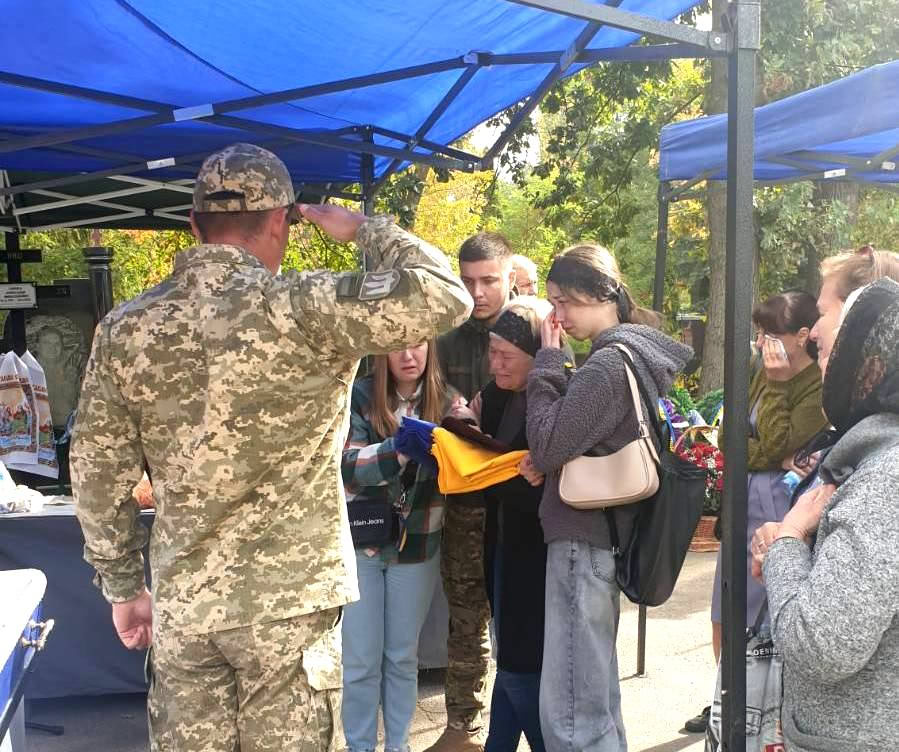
[[71, 143, 473, 752], [430, 233, 517, 752]]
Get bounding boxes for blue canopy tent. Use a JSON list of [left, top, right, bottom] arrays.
[[653, 60, 899, 308], [0, 0, 725, 232], [0, 2, 761, 747], [660, 59, 899, 187]]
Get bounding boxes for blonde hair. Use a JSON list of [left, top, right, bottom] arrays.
[[820, 245, 899, 301], [369, 340, 446, 440], [502, 296, 553, 333], [489, 296, 558, 353], [547, 244, 660, 327]]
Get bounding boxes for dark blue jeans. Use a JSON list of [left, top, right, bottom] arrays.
[[485, 670, 546, 752]]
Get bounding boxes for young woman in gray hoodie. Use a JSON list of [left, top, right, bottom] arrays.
[[526, 244, 692, 752]]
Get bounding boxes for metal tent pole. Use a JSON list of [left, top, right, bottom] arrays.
[[361, 135, 375, 218], [636, 605, 648, 676], [720, 2, 759, 751], [634, 181, 672, 678], [653, 183, 670, 313], [358, 137, 376, 378]]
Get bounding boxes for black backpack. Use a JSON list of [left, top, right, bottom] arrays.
[[603, 351, 707, 607]]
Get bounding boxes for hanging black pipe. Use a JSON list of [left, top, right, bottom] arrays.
[[83, 247, 115, 323]]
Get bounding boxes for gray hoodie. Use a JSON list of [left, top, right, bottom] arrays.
[[763, 413, 899, 752], [526, 324, 692, 548]]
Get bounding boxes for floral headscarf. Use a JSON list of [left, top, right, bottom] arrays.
[[823, 278, 899, 435]]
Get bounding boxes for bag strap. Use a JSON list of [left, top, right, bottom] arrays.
[[610, 344, 662, 462], [603, 508, 621, 555], [603, 344, 660, 558], [752, 599, 770, 635]]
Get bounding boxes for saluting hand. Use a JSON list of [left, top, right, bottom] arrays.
[[298, 203, 367, 242]]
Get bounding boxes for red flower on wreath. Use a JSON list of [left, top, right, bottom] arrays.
[[676, 440, 724, 512]]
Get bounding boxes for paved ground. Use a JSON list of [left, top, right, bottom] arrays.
[[24, 552, 717, 752]]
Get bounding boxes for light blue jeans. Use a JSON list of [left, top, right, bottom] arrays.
[[341, 549, 440, 752], [539, 540, 627, 752]]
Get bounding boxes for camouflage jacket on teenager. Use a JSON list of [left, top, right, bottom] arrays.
[[71, 216, 472, 635]]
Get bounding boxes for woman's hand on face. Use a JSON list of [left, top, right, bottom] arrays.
[[761, 337, 793, 381], [750, 521, 781, 582], [540, 311, 562, 350], [518, 452, 545, 487], [777, 483, 837, 543]]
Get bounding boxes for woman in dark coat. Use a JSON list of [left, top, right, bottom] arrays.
[[457, 298, 550, 752]]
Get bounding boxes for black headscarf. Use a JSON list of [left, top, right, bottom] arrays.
[[491, 308, 540, 357], [823, 277, 899, 435]]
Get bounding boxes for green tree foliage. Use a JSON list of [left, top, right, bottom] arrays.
[[1, 228, 193, 303], [761, 0, 899, 101], [853, 190, 899, 251], [524, 60, 704, 247], [411, 169, 494, 262], [481, 175, 567, 282]]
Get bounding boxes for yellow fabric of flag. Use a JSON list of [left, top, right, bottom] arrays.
[[430, 426, 528, 494]]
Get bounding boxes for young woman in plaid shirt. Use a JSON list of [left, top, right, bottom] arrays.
[[341, 341, 459, 752]]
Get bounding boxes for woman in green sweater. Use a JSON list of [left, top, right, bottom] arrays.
[[710, 291, 828, 654]]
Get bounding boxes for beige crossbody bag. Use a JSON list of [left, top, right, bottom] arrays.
[[558, 344, 660, 509]]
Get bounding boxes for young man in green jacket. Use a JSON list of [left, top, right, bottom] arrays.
[[430, 232, 516, 752]]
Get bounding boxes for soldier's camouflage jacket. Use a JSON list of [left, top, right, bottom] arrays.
[[71, 216, 472, 635]]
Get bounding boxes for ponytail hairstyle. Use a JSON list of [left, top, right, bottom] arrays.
[[820, 244, 899, 301], [546, 244, 660, 328]]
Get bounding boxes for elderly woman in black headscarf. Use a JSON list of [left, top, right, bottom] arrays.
[[453, 297, 553, 752], [752, 278, 899, 752]]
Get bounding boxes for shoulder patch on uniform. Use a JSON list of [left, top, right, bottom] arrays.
[[358, 270, 400, 301], [335, 272, 362, 299]]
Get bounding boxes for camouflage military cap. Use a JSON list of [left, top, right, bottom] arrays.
[[193, 142, 299, 220]]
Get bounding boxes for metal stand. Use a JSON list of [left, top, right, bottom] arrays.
[[720, 3, 758, 751], [0, 620, 59, 745]]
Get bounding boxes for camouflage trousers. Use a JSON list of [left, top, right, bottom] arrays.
[[148, 608, 343, 752], [440, 501, 491, 732]]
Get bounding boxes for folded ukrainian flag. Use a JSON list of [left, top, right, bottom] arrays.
[[395, 416, 439, 472], [430, 427, 528, 494]]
